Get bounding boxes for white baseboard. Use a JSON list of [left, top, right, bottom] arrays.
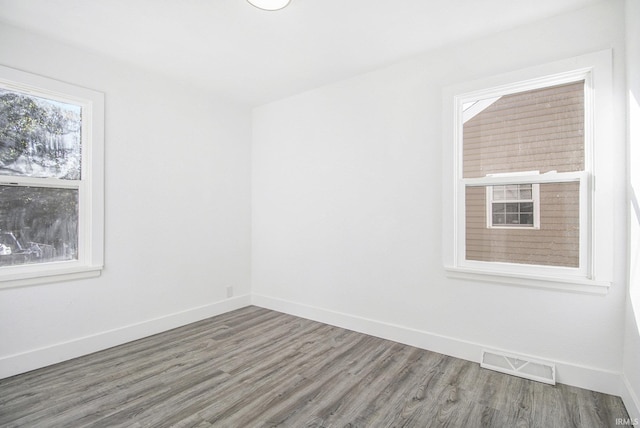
[[3, 291, 632, 410], [251, 293, 624, 397], [0, 294, 251, 379], [621, 374, 640, 421]]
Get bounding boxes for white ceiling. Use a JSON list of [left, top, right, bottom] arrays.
[[0, 0, 600, 106]]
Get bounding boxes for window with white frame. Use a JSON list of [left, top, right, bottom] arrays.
[[0, 66, 104, 288], [487, 183, 539, 229], [484, 171, 541, 230], [442, 50, 614, 293]]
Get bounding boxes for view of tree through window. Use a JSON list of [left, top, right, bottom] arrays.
[[0, 88, 82, 267], [0, 89, 81, 179]]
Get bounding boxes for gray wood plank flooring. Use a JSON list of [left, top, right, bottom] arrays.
[[0, 306, 630, 427]]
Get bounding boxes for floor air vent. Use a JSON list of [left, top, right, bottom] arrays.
[[480, 349, 556, 385]]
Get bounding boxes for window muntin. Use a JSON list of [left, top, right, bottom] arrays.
[[0, 65, 104, 288]]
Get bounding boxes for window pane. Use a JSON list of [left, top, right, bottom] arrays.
[[0, 186, 78, 267], [466, 182, 579, 267], [462, 81, 585, 178], [493, 213, 506, 224], [492, 186, 506, 201], [520, 213, 533, 225], [506, 213, 519, 224], [520, 202, 533, 212], [505, 185, 519, 200], [0, 89, 82, 180], [519, 187, 532, 199], [505, 203, 519, 213]]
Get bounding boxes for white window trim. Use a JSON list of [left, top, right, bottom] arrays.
[[0, 65, 104, 289], [442, 50, 613, 294]]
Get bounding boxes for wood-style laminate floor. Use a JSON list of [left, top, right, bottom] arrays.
[[0, 306, 630, 427]]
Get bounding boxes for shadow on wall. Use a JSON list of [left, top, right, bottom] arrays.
[[630, 89, 640, 330]]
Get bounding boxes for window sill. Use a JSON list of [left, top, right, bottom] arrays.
[[0, 265, 102, 289], [444, 266, 610, 295]]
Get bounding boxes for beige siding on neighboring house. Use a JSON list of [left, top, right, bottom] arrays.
[[463, 82, 583, 267], [464, 81, 584, 178], [465, 182, 579, 267]]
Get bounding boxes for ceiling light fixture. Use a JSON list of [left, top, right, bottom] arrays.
[[246, 0, 291, 11]]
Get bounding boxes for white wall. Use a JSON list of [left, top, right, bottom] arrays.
[[1, 0, 636, 414], [0, 23, 252, 378], [252, 0, 629, 396], [624, 0, 640, 420]]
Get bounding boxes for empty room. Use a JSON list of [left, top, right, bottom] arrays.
[[1, 0, 639, 426]]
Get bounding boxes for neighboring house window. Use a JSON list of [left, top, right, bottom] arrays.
[[486, 183, 539, 229], [0, 66, 104, 288], [443, 50, 614, 293]]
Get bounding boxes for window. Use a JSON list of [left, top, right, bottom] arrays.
[[485, 172, 541, 229], [488, 184, 537, 228], [0, 65, 104, 288], [443, 51, 614, 293]]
